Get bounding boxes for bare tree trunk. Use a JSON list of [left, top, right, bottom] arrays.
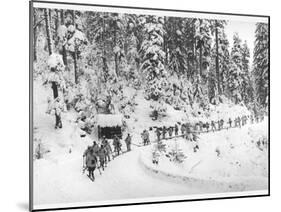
[[45, 8, 62, 128], [55, 9, 59, 36], [51, 82, 59, 98], [60, 9, 65, 25], [215, 21, 221, 95], [59, 10, 67, 66], [44, 8, 53, 55]]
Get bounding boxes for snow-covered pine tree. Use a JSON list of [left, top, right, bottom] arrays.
[[209, 20, 227, 96], [210, 29, 230, 102], [183, 18, 198, 79], [219, 32, 231, 94], [253, 23, 269, 109], [140, 15, 168, 120], [241, 41, 254, 104], [195, 19, 212, 78], [107, 13, 125, 78], [165, 17, 186, 76], [228, 33, 243, 104], [85, 12, 110, 82]]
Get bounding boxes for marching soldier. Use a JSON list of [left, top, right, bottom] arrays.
[[204, 122, 210, 132], [180, 124, 185, 135], [156, 127, 161, 141], [113, 135, 122, 156], [237, 116, 241, 128], [162, 126, 167, 139], [219, 119, 224, 130], [125, 133, 132, 151], [228, 118, 232, 128], [104, 140, 112, 163], [211, 120, 216, 132], [168, 127, 173, 137], [174, 124, 179, 136]]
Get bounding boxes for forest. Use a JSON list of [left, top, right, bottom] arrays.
[[33, 8, 268, 128]]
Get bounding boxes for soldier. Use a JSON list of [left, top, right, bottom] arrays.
[[162, 126, 167, 139], [241, 116, 244, 126], [219, 119, 224, 130], [141, 130, 149, 145], [205, 122, 210, 132], [228, 118, 232, 128], [104, 140, 112, 163], [174, 124, 179, 136], [156, 127, 161, 141], [98, 145, 107, 170], [180, 124, 186, 135], [185, 123, 191, 139], [237, 116, 241, 128], [113, 135, 122, 156], [168, 127, 173, 138], [85, 149, 97, 181], [91, 141, 99, 156], [145, 130, 150, 145], [125, 133, 132, 151], [101, 136, 107, 146], [83, 146, 92, 158], [211, 120, 216, 132]]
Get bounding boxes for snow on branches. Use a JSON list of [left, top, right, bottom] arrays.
[[44, 53, 66, 90]]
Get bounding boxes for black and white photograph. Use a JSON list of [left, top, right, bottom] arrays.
[[30, 1, 269, 211]]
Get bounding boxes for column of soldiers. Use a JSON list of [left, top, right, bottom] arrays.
[[83, 133, 132, 182], [151, 114, 264, 142]]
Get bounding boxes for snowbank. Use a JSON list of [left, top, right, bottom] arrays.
[[139, 120, 268, 192]]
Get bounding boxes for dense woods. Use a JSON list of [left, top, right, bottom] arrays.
[[33, 8, 269, 126]]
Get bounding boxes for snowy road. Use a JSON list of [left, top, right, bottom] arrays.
[[34, 145, 208, 207]]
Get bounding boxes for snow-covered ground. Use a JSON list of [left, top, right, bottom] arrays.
[[33, 79, 268, 209], [140, 120, 268, 192]]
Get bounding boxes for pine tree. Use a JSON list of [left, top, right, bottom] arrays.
[[183, 18, 197, 79], [195, 19, 212, 78], [209, 20, 227, 95], [241, 41, 254, 104], [253, 23, 269, 108], [228, 33, 243, 103], [165, 17, 186, 76], [108, 13, 125, 77], [140, 15, 167, 120], [209, 26, 229, 103]]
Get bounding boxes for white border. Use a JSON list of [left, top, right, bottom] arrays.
[[31, 1, 269, 210], [34, 190, 268, 210], [33, 2, 268, 23]]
